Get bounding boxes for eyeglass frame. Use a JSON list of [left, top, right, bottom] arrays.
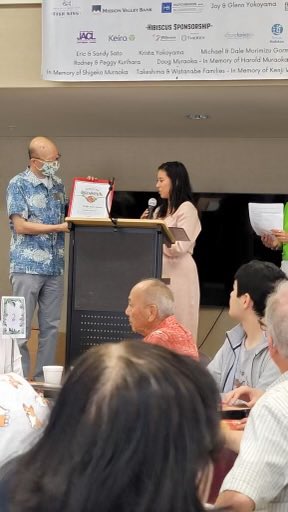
[[30, 154, 61, 163]]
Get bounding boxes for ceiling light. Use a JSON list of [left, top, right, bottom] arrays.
[[185, 114, 209, 120]]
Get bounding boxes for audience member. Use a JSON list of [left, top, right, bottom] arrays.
[[208, 260, 285, 392], [126, 279, 198, 358], [0, 373, 49, 467], [0, 341, 223, 512], [216, 279, 288, 511]]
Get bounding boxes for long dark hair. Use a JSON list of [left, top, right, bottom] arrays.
[[7, 341, 222, 512], [157, 161, 194, 218]]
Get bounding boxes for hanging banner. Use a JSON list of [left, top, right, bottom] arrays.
[[42, 1, 288, 82]]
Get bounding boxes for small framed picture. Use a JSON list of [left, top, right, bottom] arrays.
[[1, 297, 26, 338]]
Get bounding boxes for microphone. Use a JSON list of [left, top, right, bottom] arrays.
[[108, 177, 115, 191], [147, 197, 157, 219], [105, 177, 117, 225]]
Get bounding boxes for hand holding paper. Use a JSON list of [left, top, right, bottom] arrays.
[[261, 233, 281, 250], [271, 229, 288, 244], [248, 203, 283, 236]]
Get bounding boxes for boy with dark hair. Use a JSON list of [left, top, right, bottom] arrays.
[[208, 260, 286, 393]]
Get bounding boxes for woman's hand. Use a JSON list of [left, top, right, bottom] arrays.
[[271, 229, 288, 244], [261, 233, 281, 249], [140, 209, 149, 219]]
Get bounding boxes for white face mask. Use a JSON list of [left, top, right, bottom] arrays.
[[41, 160, 60, 178]]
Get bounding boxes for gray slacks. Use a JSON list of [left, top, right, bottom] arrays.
[[10, 273, 64, 380]]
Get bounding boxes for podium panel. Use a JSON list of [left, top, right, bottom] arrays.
[[66, 223, 164, 364]]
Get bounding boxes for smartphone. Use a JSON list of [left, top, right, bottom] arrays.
[[221, 408, 250, 420]]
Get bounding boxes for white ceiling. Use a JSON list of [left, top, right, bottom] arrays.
[[1, 80, 288, 138]]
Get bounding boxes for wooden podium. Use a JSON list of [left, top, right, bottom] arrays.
[[65, 218, 174, 364]]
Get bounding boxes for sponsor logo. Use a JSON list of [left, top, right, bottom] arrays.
[[51, 0, 80, 16], [108, 34, 136, 42], [270, 23, 284, 43], [91, 4, 101, 12], [181, 33, 205, 41], [77, 31, 96, 43], [225, 31, 254, 40], [271, 24, 283, 36], [173, 2, 204, 13], [153, 34, 177, 41], [91, 5, 151, 14], [161, 2, 172, 12]]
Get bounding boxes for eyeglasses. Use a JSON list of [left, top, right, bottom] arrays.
[[31, 154, 61, 163]]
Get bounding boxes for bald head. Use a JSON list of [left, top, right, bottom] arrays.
[[28, 136, 60, 162], [126, 279, 174, 336], [134, 279, 174, 317]]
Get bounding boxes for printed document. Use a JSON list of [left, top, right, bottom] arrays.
[[248, 203, 283, 236]]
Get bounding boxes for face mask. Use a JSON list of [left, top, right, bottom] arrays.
[[41, 160, 60, 178]]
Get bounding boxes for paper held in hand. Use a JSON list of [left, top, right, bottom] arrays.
[[248, 203, 283, 236]]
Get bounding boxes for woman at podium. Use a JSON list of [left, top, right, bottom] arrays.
[[153, 161, 201, 339]]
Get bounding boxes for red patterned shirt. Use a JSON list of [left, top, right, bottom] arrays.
[[144, 315, 198, 359]]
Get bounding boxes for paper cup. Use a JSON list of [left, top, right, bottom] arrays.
[[43, 365, 64, 386]]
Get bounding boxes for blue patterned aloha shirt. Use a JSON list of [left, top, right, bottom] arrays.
[[7, 168, 67, 275]]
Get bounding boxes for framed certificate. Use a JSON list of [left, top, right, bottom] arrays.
[[68, 177, 114, 218]]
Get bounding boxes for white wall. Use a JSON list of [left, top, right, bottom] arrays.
[[0, 136, 287, 202]]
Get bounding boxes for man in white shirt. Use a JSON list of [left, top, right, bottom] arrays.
[[216, 279, 288, 512]]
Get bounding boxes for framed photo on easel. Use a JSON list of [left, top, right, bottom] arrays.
[[68, 177, 114, 218]]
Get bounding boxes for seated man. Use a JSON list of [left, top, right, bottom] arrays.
[[216, 279, 288, 511], [0, 321, 23, 376], [208, 260, 286, 392], [125, 278, 198, 359]]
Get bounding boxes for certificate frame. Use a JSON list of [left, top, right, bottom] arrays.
[[68, 177, 114, 219]]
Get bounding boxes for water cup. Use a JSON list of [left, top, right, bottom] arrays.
[[43, 365, 64, 386]]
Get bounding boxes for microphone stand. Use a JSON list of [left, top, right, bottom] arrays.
[[105, 178, 117, 226]]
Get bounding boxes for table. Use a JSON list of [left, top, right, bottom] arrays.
[[30, 381, 61, 401]]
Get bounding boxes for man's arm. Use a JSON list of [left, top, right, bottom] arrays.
[[222, 428, 243, 453], [217, 391, 288, 511], [216, 490, 254, 512], [11, 214, 69, 235]]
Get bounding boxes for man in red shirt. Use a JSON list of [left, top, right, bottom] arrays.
[[125, 279, 198, 359]]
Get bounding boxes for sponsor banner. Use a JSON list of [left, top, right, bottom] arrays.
[[42, 0, 288, 81]]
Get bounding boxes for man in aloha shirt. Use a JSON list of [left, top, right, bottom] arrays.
[[126, 279, 199, 359], [6, 136, 69, 380]]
